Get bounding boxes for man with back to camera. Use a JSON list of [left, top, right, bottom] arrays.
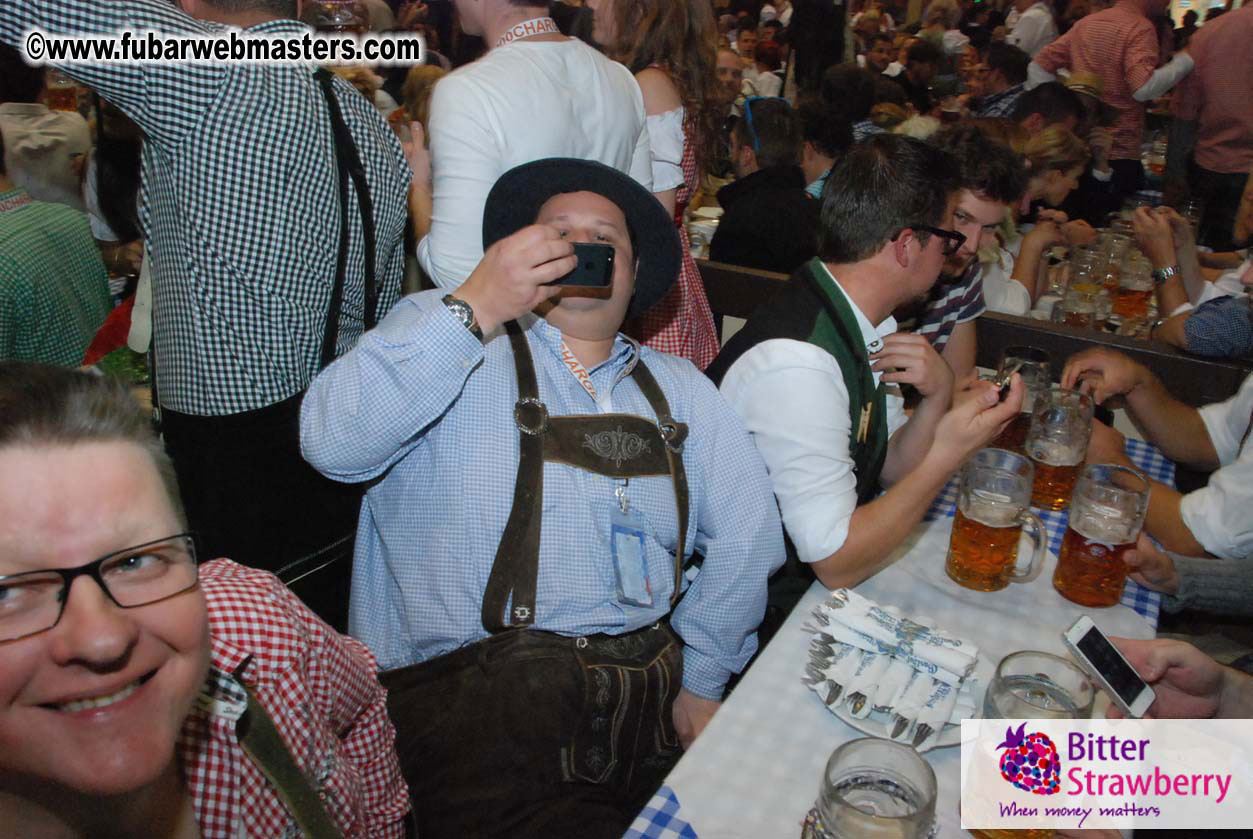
[[707, 134, 1025, 591], [710, 96, 819, 275], [0, 0, 412, 593], [1030, 0, 1196, 204], [409, 0, 651, 289], [0, 44, 90, 212], [301, 158, 784, 838]]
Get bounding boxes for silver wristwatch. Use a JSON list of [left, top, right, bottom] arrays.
[[442, 294, 482, 340], [1151, 264, 1180, 286]]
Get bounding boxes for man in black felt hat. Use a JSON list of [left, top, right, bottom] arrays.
[[301, 158, 784, 839]]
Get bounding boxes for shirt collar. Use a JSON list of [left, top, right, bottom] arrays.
[[529, 314, 638, 376], [0, 102, 50, 116], [0, 189, 33, 215], [244, 18, 311, 35], [815, 262, 897, 354], [985, 82, 1023, 104]]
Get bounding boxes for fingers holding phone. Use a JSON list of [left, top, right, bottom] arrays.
[[456, 225, 575, 333]]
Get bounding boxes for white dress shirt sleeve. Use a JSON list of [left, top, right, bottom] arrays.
[[720, 339, 905, 564], [1007, 6, 1058, 57], [1179, 373, 1253, 559], [644, 108, 686, 193]]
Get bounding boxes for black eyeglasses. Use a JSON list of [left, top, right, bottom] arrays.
[[742, 96, 787, 154], [0, 533, 200, 643], [911, 224, 967, 256]]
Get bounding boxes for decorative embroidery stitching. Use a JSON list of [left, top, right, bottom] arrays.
[[582, 427, 651, 468]]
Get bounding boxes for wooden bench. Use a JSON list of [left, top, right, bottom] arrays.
[[697, 258, 1253, 406]]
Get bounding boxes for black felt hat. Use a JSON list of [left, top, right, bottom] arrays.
[[481, 158, 681, 319]]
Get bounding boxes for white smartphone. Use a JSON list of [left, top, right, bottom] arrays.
[[1062, 616, 1156, 718]]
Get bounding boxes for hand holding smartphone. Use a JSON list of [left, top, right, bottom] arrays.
[[1062, 616, 1156, 718], [549, 242, 614, 287]]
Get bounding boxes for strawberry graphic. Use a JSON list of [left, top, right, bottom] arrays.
[[997, 723, 1061, 795]]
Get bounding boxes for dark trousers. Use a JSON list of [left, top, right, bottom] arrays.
[[380, 624, 683, 839], [1059, 160, 1143, 226], [160, 394, 361, 627], [1190, 163, 1249, 251]]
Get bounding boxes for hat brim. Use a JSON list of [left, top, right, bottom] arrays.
[[481, 158, 681, 320]]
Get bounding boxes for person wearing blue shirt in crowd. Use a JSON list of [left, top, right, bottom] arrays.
[[300, 158, 784, 839]]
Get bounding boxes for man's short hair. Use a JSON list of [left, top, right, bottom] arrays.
[[206, 0, 297, 16], [1010, 81, 1085, 126], [929, 122, 1029, 204], [821, 64, 877, 123], [733, 97, 801, 170], [0, 43, 46, 105], [905, 40, 943, 67], [797, 101, 853, 162], [816, 134, 960, 264], [985, 42, 1029, 86], [869, 31, 894, 48]]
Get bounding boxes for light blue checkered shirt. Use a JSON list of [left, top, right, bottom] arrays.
[[300, 291, 786, 699]]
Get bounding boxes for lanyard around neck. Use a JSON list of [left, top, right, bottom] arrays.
[[495, 16, 559, 49]]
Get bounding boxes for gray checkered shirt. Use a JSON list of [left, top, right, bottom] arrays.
[[3, 1, 410, 414]]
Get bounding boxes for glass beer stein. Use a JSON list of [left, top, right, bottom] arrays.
[[804, 738, 937, 839], [990, 347, 1051, 454], [946, 449, 1048, 592], [1053, 464, 1150, 607], [1025, 387, 1093, 511]]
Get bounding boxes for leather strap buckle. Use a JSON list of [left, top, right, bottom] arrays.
[[514, 397, 549, 436], [657, 418, 688, 453]]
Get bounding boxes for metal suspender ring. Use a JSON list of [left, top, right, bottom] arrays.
[[657, 418, 687, 452], [514, 397, 549, 436]]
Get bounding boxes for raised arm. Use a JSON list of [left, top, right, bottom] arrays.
[[1, 0, 225, 147]]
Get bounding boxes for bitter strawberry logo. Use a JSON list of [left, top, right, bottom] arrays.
[[997, 723, 1061, 795]]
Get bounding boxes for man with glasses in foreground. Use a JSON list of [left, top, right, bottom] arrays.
[[0, 363, 409, 838], [708, 134, 1026, 590], [709, 96, 820, 274]]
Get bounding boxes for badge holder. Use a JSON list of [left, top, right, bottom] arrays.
[[611, 481, 653, 608]]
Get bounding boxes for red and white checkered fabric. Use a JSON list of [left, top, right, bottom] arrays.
[[1172, 6, 1253, 175], [178, 560, 409, 839], [632, 117, 720, 370]]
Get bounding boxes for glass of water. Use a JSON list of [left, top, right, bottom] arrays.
[[983, 651, 1093, 720], [811, 738, 937, 839]]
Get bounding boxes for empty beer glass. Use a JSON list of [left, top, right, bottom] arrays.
[[991, 347, 1051, 453], [806, 738, 937, 839], [945, 449, 1048, 592], [983, 650, 1094, 720], [1053, 464, 1150, 607], [1026, 387, 1093, 510]]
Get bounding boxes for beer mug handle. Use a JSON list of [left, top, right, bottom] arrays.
[[1009, 510, 1048, 582]]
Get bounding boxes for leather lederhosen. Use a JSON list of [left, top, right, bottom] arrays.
[[380, 322, 692, 838], [480, 320, 690, 632]]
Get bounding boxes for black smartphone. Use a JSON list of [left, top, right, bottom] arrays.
[[551, 243, 614, 287]]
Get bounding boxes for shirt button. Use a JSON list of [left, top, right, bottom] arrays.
[[867, 338, 884, 352]]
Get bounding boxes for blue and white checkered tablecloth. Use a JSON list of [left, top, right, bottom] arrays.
[[922, 437, 1172, 625], [624, 785, 698, 839]]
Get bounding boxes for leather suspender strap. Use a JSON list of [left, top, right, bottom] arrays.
[[233, 660, 344, 839], [481, 322, 690, 633], [627, 360, 688, 604], [481, 321, 547, 632], [314, 68, 379, 370]]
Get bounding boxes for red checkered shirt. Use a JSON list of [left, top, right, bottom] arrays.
[[178, 560, 410, 839], [1172, 5, 1253, 175], [1034, 2, 1159, 162]]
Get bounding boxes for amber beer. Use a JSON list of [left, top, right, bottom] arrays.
[[44, 84, 78, 112], [1052, 464, 1150, 607], [1112, 285, 1152, 320], [1025, 387, 1093, 511], [1053, 526, 1134, 607], [945, 449, 1046, 592], [945, 508, 1022, 591], [968, 829, 1055, 839], [990, 412, 1031, 454], [1028, 457, 1080, 511]]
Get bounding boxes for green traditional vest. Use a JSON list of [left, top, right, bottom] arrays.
[[706, 258, 889, 502]]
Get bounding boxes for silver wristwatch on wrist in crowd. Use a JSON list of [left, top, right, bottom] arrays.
[[442, 294, 483, 340]]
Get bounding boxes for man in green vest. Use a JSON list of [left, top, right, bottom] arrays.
[[708, 134, 1025, 590]]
